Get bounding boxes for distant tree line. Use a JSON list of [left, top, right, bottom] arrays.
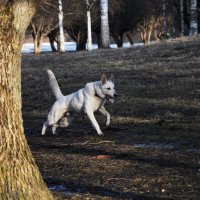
[[29, 0, 200, 53]]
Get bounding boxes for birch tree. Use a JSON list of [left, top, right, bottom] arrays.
[[58, 0, 65, 52], [100, 0, 110, 48], [189, 0, 198, 35], [0, 1, 53, 199], [85, 0, 93, 51]]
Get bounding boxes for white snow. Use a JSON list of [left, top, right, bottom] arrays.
[[21, 42, 144, 53]]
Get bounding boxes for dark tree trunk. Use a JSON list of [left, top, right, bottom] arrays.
[[94, 31, 101, 49], [126, 33, 134, 45], [112, 33, 124, 48], [48, 29, 59, 52], [66, 29, 87, 51]]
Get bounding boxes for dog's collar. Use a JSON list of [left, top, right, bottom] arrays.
[[95, 92, 106, 100]]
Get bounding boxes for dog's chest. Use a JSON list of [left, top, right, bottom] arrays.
[[91, 97, 104, 111]]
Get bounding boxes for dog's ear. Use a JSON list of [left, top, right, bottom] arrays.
[[101, 74, 107, 85], [109, 74, 114, 83]]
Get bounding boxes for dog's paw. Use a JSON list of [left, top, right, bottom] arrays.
[[106, 121, 110, 127], [106, 117, 110, 127], [97, 131, 104, 136]]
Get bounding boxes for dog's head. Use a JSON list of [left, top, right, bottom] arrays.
[[100, 74, 117, 103]]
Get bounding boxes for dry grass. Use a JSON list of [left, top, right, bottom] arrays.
[[22, 36, 200, 199]]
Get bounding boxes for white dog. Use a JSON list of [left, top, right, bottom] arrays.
[[41, 70, 117, 136]]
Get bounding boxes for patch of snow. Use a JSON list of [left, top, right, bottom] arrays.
[[22, 42, 144, 53], [133, 143, 176, 150], [49, 184, 66, 191], [49, 184, 73, 197]]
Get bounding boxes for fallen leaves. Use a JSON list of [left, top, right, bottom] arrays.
[[93, 155, 112, 159]]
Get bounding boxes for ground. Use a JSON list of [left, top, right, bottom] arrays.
[[22, 36, 200, 200]]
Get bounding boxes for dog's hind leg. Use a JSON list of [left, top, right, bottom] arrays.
[[59, 113, 74, 128], [47, 103, 67, 135]]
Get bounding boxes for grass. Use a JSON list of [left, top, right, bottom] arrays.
[[22, 36, 200, 199]]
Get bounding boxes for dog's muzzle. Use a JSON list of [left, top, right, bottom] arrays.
[[107, 93, 117, 103]]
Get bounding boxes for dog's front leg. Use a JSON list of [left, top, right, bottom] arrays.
[[98, 106, 110, 127], [86, 109, 103, 136]]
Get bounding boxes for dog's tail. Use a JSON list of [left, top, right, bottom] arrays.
[[47, 69, 63, 99]]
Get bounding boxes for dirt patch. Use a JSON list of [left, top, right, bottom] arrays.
[[22, 36, 200, 199]]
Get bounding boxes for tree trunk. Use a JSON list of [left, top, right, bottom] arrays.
[[147, 30, 152, 44], [112, 33, 124, 48], [86, 0, 93, 51], [140, 31, 147, 44], [96, 32, 102, 48], [58, 0, 65, 52], [76, 36, 87, 51], [189, 0, 198, 35], [48, 30, 58, 52], [180, 0, 185, 35], [33, 34, 44, 54], [87, 9, 93, 51], [100, 0, 110, 48], [126, 33, 134, 45], [162, 0, 167, 34], [0, 3, 54, 200]]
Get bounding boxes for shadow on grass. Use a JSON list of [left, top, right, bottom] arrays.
[[35, 142, 197, 171], [45, 178, 173, 200]]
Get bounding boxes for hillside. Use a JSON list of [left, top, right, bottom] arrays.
[[22, 36, 200, 199]]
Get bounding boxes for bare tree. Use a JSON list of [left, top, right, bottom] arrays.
[[137, 15, 164, 44], [62, 0, 87, 50], [31, 16, 57, 53], [31, 1, 58, 53], [0, 1, 53, 198]]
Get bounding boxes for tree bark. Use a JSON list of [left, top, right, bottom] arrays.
[[189, 0, 198, 35], [0, 3, 54, 200], [100, 0, 110, 48]]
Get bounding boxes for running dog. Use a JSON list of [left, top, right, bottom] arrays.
[[41, 70, 117, 136]]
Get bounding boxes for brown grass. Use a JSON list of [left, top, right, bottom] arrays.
[[22, 36, 200, 199]]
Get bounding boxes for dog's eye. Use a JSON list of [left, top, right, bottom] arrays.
[[107, 87, 111, 90]]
